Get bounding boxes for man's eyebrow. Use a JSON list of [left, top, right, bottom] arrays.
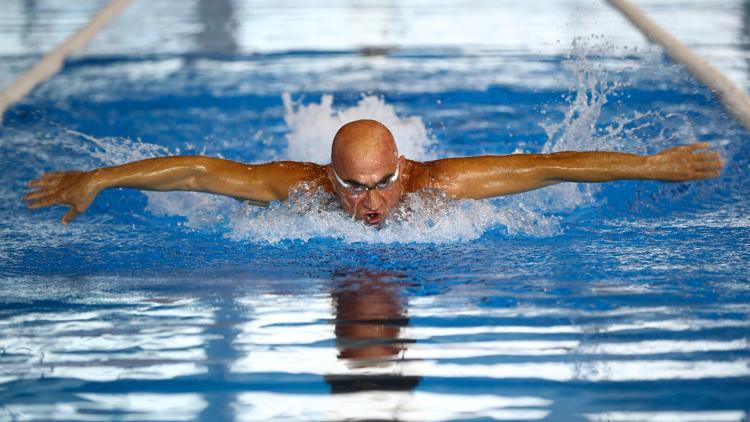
[[376, 172, 396, 184], [344, 171, 396, 187], [342, 178, 366, 187]]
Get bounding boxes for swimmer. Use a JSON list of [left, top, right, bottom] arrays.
[[24, 119, 724, 226]]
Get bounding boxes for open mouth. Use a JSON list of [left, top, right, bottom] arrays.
[[363, 212, 382, 226]]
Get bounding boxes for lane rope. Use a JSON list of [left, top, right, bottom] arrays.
[[0, 0, 133, 125], [3, 0, 748, 133], [607, 0, 750, 132]]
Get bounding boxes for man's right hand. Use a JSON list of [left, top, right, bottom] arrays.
[[23, 156, 328, 224], [24, 170, 100, 224]]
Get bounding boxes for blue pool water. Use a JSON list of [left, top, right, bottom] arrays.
[[2, 1, 750, 420]]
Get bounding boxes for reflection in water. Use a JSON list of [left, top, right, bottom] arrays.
[[21, 0, 38, 47], [199, 294, 245, 421], [326, 270, 421, 393], [196, 0, 237, 54], [2, 271, 748, 420]]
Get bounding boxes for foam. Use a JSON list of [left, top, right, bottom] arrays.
[[228, 187, 560, 244], [282, 93, 436, 163]]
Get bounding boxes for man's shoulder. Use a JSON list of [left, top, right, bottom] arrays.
[[285, 161, 333, 192], [402, 159, 433, 193]]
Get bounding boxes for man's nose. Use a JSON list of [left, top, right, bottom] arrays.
[[362, 189, 384, 210]]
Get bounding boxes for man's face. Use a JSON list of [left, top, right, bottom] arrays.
[[330, 155, 404, 227]]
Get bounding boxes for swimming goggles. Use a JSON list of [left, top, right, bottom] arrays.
[[332, 164, 400, 195]]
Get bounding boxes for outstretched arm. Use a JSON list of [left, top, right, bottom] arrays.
[[424, 143, 724, 199], [24, 156, 324, 223]]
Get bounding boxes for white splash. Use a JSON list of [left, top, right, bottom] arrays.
[[282, 93, 436, 163], [228, 187, 559, 244], [144, 191, 239, 227], [518, 51, 617, 212], [64, 130, 172, 165], [519, 44, 700, 213]]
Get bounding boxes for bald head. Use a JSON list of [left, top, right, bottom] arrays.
[[328, 119, 403, 226], [331, 120, 398, 170]]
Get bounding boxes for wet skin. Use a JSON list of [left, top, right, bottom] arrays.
[[327, 120, 408, 225], [24, 119, 724, 226]]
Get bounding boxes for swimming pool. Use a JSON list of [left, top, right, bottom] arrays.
[[1, 1, 749, 420]]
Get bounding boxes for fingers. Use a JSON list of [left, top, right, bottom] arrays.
[[691, 169, 722, 180], [702, 160, 725, 171], [24, 170, 90, 224], [27, 172, 65, 188], [25, 192, 84, 225], [24, 171, 78, 206], [693, 151, 719, 160], [23, 187, 55, 201], [25, 195, 84, 224], [684, 142, 711, 151], [62, 208, 80, 225], [689, 155, 724, 179], [23, 171, 90, 224], [692, 151, 724, 167], [658, 142, 725, 181], [26, 196, 61, 209], [661, 142, 715, 157], [677, 144, 725, 177]]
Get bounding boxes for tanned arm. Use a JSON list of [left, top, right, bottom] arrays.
[[422, 143, 724, 199], [24, 156, 324, 224]]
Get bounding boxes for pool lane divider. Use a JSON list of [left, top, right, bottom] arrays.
[[3, 0, 747, 134], [607, 0, 750, 133], [0, 0, 133, 125]]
